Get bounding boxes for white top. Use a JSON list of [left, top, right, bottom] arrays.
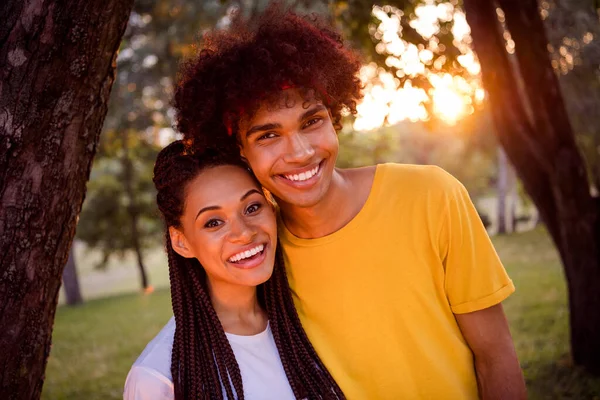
[[123, 317, 295, 400]]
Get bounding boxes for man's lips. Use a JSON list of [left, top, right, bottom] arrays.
[[276, 160, 324, 187]]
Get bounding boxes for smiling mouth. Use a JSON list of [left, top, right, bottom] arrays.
[[280, 161, 323, 183], [228, 244, 265, 264]]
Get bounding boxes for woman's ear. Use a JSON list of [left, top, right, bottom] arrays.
[[169, 227, 194, 258]]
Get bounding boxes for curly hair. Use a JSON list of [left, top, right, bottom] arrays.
[[153, 140, 345, 399], [174, 2, 363, 152]]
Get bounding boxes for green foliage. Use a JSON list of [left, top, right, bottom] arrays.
[[77, 131, 161, 269]]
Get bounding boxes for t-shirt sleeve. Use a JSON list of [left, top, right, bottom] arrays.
[[123, 366, 174, 400], [438, 173, 515, 314]]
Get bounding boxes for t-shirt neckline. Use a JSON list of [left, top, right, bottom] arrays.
[[279, 164, 386, 247], [225, 322, 271, 344]]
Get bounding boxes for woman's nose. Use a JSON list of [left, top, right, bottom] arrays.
[[228, 216, 256, 244]]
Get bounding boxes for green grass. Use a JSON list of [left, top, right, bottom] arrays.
[[42, 228, 600, 399]]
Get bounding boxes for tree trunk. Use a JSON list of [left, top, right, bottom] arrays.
[[545, 0, 600, 192], [464, 0, 600, 374], [62, 245, 83, 306], [497, 146, 509, 234], [122, 129, 150, 290], [0, 0, 133, 397]]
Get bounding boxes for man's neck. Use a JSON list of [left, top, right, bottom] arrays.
[[279, 167, 368, 239]]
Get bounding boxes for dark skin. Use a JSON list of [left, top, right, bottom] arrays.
[[238, 88, 527, 399]]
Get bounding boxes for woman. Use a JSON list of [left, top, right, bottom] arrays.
[[123, 141, 344, 400]]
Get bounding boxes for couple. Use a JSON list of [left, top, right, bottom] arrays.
[[124, 5, 526, 400]]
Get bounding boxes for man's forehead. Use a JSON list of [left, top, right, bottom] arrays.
[[244, 89, 323, 125]]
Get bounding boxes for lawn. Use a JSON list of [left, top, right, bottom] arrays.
[[42, 228, 600, 399]]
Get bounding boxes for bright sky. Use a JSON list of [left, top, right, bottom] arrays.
[[354, 4, 485, 131]]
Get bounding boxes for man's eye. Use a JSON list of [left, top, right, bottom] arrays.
[[204, 219, 222, 228], [246, 203, 262, 214], [257, 132, 277, 141], [304, 117, 322, 128]]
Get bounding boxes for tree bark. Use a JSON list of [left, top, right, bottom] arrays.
[[464, 0, 600, 374], [0, 0, 133, 397], [62, 245, 83, 306], [122, 129, 150, 290]]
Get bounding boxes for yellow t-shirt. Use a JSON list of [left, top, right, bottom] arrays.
[[279, 163, 515, 399]]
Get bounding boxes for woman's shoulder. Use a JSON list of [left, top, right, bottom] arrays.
[[124, 317, 176, 399], [124, 365, 174, 400]]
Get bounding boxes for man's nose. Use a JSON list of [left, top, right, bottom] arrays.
[[283, 132, 315, 163]]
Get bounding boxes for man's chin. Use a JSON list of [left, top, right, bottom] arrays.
[[273, 192, 324, 209]]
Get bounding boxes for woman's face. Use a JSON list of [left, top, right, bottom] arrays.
[[170, 165, 277, 290]]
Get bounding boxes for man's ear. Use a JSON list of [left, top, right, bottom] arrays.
[[239, 144, 247, 163], [169, 227, 194, 258]]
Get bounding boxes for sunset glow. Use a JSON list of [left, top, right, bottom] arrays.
[[354, 4, 484, 130]]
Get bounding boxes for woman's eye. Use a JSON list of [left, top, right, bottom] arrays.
[[246, 203, 262, 214], [257, 132, 277, 141], [204, 219, 222, 228]]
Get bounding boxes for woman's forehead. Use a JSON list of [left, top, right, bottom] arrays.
[[185, 166, 260, 204]]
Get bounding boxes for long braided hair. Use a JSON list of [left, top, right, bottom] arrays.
[[153, 140, 345, 400]]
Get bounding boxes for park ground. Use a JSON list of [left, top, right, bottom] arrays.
[[42, 227, 600, 400]]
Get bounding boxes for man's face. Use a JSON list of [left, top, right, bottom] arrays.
[[238, 89, 339, 209]]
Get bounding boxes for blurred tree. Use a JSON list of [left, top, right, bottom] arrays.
[[0, 0, 133, 398], [544, 0, 600, 191], [463, 0, 600, 374], [76, 130, 161, 291], [62, 246, 83, 306], [338, 111, 496, 197], [75, 0, 232, 290]]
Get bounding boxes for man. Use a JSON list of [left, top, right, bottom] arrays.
[[174, 4, 527, 399]]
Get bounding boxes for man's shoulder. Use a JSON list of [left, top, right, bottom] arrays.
[[375, 163, 462, 196]]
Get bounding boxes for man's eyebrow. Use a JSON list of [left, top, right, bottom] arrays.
[[244, 104, 328, 139], [245, 123, 282, 139], [195, 205, 220, 221], [299, 104, 328, 122]]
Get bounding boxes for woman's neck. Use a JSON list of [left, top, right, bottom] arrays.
[[208, 280, 268, 336]]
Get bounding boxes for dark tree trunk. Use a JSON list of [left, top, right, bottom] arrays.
[[497, 146, 509, 234], [545, 0, 600, 191], [62, 246, 83, 306], [464, 0, 600, 374], [122, 129, 150, 290], [0, 0, 133, 398]]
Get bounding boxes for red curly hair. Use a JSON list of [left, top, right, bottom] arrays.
[[174, 2, 363, 153]]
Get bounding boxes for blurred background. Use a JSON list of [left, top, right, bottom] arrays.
[[43, 0, 600, 399]]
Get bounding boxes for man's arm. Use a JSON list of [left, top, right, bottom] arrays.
[[455, 303, 527, 400]]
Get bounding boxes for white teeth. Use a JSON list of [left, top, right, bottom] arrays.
[[229, 244, 264, 263], [284, 165, 319, 182]]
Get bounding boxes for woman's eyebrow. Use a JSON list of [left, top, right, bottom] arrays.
[[240, 189, 262, 201], [194, 189, 261, 220], [195, 205, 220, 221]]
